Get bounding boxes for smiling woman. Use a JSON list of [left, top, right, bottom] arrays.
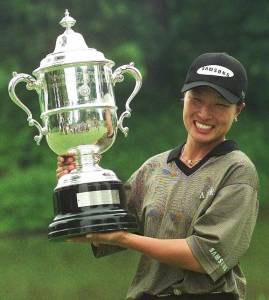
[[57, 52, 258, 300], [181, 87, 245, 163]]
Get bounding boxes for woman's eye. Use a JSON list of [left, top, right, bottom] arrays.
[[216, 103, 229, 107]]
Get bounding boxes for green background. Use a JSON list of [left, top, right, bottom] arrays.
[[0, 1, 268, 299]]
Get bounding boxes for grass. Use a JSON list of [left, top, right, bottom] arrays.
[[0, 235, 139, 300], [0, 210, 268, 300], [240, 210, 269, 299]]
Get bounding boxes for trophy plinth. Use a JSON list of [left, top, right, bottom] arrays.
[[8, 10, 142, 241], [49, 181, 138, 240]]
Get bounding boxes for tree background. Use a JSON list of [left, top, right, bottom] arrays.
[[0, 1, 268, 299]]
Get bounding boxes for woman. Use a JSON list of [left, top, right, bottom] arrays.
[[57, 53, 258, 300]]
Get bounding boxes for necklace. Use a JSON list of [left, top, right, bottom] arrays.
[[180, 146, 203, 167]]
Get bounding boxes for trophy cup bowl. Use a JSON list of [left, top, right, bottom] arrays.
[[8, 10, 142, 241]]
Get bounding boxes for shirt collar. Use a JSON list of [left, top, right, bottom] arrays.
[[167, 140, 239, 163]]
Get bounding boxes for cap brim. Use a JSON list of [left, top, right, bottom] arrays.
[[181, 81, 240, 104]]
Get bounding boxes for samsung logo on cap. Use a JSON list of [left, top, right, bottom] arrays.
[[197, 65, 234, 77]]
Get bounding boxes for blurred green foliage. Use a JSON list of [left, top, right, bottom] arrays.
[[0, 0, 268, 234]]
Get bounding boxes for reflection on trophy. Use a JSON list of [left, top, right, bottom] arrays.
[[8, 10, 142, 241]]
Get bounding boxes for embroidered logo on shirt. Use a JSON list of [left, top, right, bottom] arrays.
[[209, 248, 228, 272], [148, 207, 163, 218], [162, 168, 178, 177], [170, 211, 183, 223], [199, 186, 215, 199]]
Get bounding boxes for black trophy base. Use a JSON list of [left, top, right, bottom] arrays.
[[48, 181, 138, 241]]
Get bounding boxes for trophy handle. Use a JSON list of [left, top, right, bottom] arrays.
[[8, 72, 47, 145], [112, 62, 142, 137]]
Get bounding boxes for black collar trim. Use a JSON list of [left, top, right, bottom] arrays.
[[167, 140, 239, 176]]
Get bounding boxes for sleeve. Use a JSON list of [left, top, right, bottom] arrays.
[[186, 165, 259, 282], [91, 243, 126, 258], [91, 165, 147, 258]]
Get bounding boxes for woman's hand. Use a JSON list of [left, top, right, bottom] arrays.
[[68, 231, 128, 247], [56, 154, 76, 179]]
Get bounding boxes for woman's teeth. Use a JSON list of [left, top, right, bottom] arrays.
[[195, 121, 213, 130]]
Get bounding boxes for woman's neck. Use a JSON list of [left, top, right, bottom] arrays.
[[182, 137, 225, 163]]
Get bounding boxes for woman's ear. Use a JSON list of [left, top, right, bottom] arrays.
[[236, 101, 245, 116]]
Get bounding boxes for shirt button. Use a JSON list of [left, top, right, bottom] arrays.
[[173, 288, 182, 295]]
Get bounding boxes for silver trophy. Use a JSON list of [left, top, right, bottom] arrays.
[[8, 10, 142, 240]]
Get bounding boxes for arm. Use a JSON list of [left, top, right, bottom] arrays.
[[186, 182, 258, 282], [114, 232, 205, 273], [72, 231, 205, 273]]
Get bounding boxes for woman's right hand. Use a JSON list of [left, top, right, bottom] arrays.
[[56, 154, 76, 179]]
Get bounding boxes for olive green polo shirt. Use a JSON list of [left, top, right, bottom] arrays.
[[93, 140, 259, 300]]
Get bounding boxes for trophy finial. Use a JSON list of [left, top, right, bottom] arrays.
[[59, 9, 76, 30]]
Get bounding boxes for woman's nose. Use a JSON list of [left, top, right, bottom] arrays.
[[198, 105, 213, 119]]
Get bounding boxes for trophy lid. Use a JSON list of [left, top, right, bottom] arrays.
[[35, 10, 114, 72]]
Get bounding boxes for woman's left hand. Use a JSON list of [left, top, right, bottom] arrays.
[[68, 231, 128, 247]]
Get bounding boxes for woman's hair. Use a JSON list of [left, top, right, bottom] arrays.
[[182, 86, 245, 106]]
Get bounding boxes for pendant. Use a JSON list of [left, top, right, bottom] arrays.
[[187, 160, 193, 166]]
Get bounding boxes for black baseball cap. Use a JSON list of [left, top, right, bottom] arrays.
[[181, 52, 248, 104]]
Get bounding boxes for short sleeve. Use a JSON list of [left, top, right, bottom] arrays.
[[91, 243, 126, 258], [186, 169, 258, 281]]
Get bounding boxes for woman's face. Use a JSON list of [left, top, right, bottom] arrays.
[[183, 87, 244, 146]]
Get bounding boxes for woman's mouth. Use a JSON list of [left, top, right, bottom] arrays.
[[194, 121, 214, 131]]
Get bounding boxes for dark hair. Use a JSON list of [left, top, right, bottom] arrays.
[[182, 86, 245, 105]]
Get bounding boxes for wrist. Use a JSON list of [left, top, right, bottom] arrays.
[[118, 231, 133, 247]]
